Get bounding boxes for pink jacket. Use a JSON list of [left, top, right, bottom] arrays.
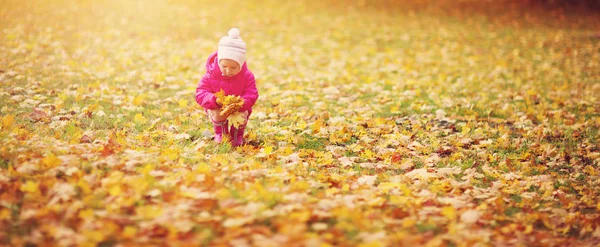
[[195, 52, 259, 114]]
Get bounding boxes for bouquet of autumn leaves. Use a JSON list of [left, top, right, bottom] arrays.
[[215, 89, 246, 128]]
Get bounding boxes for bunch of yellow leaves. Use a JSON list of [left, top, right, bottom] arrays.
[[215, 89, 246, 128]]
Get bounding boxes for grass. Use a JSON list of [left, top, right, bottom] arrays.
[[296, 134, 328, 151]]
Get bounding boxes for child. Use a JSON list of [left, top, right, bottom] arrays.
[[195, 28, 259, 146]]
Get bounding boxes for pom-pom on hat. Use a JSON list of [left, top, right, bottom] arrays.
[[218, 28, 246, 67]]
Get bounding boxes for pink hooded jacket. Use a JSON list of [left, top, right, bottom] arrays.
[[195, 52, 259, 114]]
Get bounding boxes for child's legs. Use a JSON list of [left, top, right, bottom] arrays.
[[206, 109, 228, 140], [230, 111, 249, 143]]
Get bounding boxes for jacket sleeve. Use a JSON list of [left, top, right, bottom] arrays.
[[240, 73, 259, 112], [195, 74, 219, 110]]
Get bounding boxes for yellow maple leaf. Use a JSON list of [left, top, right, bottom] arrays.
[[461, 126, 471, 135], [292, 180, 310, 191], [132, 95, 145, 106], [122, 226, 137, 238], [263, 145, 274, 155], [583, 165, 596, 176], [77, 179, 91, 194], [178, 99, 188, 108], [2, 115, 15, 129], [342, 183, 350, 192], [402, 218, 416, 227], [360, 149, 375, 159], [133, 113, 146, 124], [83, 230, 105, 243], [215, 89, 226, 105], [441, 206, 456, 220], [136, 205, 163, 219], [79, 208, 94, 220], [228, 111, 245, 128], [312, 117, 324, 133], [20, 180, 39, 193], [42, 154, 62, 168], [161, 148, 179, 160], [0, 209, 11, 220], [358, 242, 384, 247], [377, 182, 399, 193], [108, 185, 122, 196], [289, 210, 311, 222], [129, 177, 150, 194], [139, 164, 153, 175]]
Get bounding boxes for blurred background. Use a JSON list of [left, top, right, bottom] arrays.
[[1, 0, 599, 117]]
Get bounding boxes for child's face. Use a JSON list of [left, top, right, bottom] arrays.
[[218, 59, 241, 77]]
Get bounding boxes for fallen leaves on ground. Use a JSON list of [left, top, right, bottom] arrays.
[[1, 0, 599, 246]]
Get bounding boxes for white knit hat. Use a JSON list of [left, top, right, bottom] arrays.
[[218, 28, 246, 66]]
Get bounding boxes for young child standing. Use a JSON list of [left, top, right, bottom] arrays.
[[195, 28, 259, 146]]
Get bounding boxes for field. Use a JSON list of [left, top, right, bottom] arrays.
[[1, 0, 599, 246]]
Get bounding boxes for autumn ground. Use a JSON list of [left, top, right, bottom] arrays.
[[1, 0, 600, 246]]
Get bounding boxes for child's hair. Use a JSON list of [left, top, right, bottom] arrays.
[[217, 28, 247, 66]]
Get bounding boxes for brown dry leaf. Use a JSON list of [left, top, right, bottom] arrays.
[[28, 109, 49, 122]]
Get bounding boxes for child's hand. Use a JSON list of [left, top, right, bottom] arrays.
[[208, 108, 228, 122]]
